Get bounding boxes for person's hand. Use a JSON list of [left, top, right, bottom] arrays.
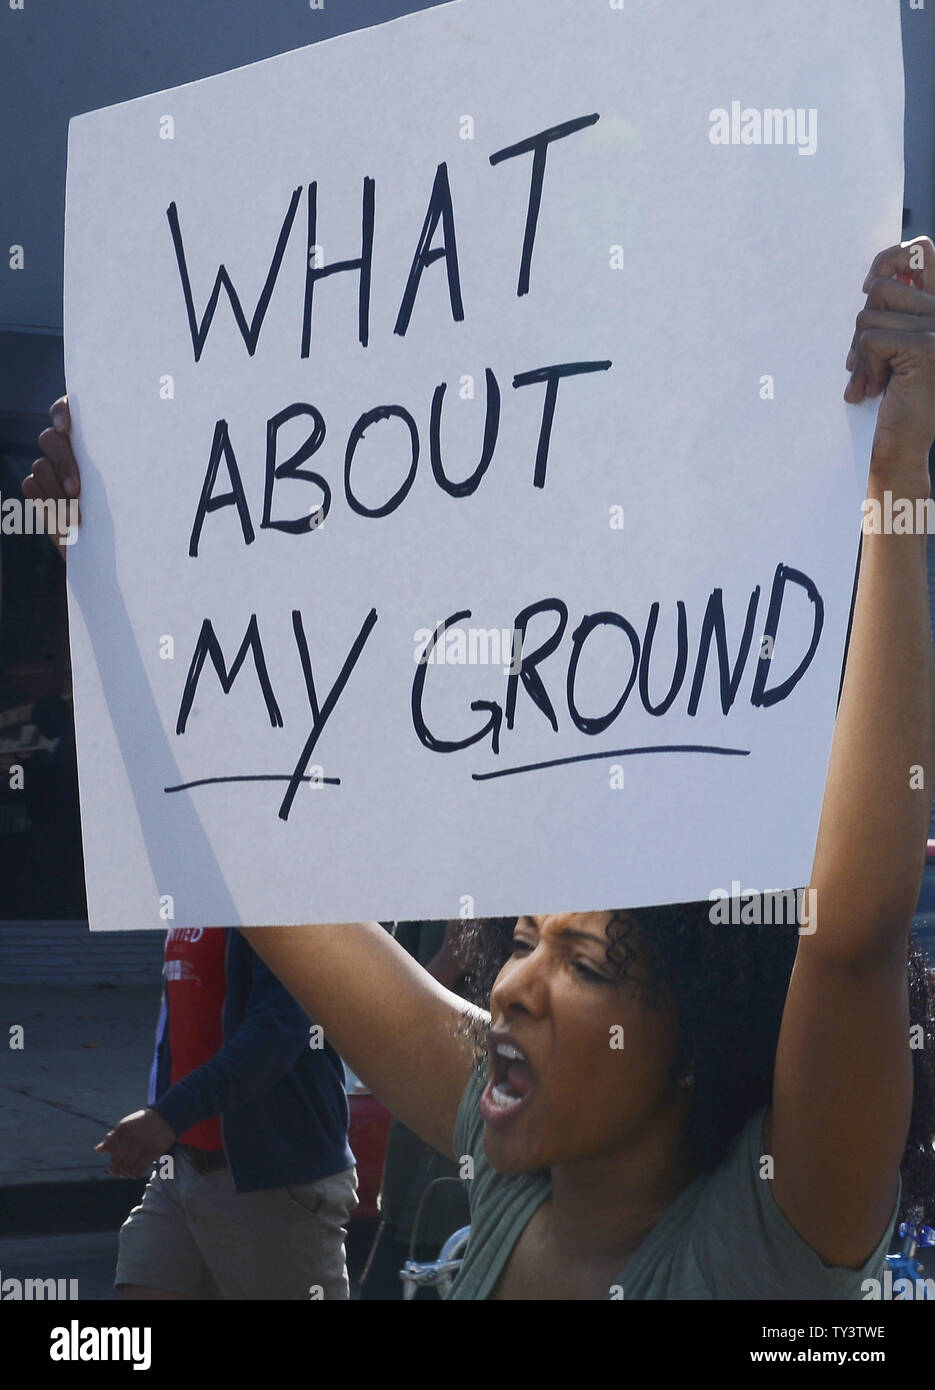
[[95, 1108, 176, 1178], [21, 395, 81, 555], [845, 236, 935, 483]]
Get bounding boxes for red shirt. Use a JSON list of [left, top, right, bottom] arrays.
[[163, 927, 226, 1150]]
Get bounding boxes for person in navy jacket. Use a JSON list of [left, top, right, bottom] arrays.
[[96, 926, 357, 1301]]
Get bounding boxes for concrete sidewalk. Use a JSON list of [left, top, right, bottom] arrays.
[[0, 983, 161, 1234]]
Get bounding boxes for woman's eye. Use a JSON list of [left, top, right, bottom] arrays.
[[573, 960, 610, 983]]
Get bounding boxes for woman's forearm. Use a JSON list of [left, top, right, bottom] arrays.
[[809, 461, 934, 953]]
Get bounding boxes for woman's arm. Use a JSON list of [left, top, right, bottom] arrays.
[[767, 237, 935, 1267], [239, 922, 485, 1159]]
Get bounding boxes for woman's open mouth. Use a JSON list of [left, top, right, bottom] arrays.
[[479, 1037, 536, 1127]]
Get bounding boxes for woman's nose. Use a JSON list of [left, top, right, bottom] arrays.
[[490, 947, 549, 1019]]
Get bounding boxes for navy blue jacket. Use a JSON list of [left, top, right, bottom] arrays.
[[149, 929, 354, 1194]]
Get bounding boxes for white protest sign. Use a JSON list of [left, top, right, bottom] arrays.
[[63, 0, 903, 933]]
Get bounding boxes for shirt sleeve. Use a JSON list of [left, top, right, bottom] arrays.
[[690, 1107, 900, 1300]]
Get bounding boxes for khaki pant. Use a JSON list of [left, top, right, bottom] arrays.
[[115, 1148, 358, 1300]]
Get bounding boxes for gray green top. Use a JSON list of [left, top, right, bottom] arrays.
[[447, 1064, 899, 1300]]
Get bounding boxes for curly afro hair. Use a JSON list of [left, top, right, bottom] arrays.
[[452, 901, 935, 1227]]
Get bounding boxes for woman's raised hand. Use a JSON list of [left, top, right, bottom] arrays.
[[22, 394, 81, 554]]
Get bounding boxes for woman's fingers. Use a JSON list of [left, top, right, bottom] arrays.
[[862, 235, 935, 296], [845, 270, 935, 400], [19, 397, 82, 550], [19, 396, 81, 553], [35, 414, 80, 498], [851, 301, 935, 358], [20, 472, 43, 502], [49, 395, 71, 433], [21, 395, 79, 503], [858, 326, 935, 468], [848, 308, 935, 398], [20, 458, 81, 543], [23, 456, 60, 502], [845, 240, 935, 376]]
